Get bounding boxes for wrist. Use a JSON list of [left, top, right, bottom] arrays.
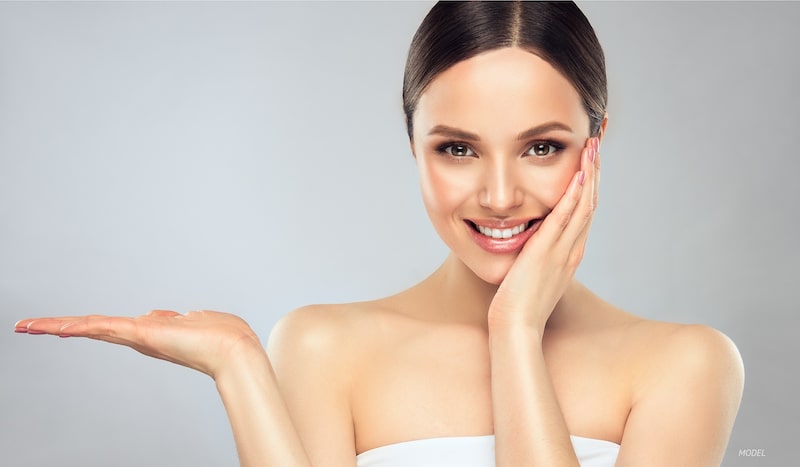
[[488, 319, 545, 349], [488, 310, 544, 339], [213, 336, 270, 385]]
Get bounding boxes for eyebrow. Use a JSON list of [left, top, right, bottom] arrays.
[[427, 121, 574, 141]]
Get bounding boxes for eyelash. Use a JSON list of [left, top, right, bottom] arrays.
[[434, 140, 566, 161]]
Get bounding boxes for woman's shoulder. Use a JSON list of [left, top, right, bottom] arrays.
[[584, 296, 741, 364], [611, 313, 744, 403], [578, 306, 744, 442], [624, 317, 741, 366], [597, 312, 745, 460], [266, 299, 400, 360], [571, 294, 743, 398]]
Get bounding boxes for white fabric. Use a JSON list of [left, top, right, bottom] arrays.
[[356, 434, 619, 467]]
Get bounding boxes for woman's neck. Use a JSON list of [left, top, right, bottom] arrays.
[[412, 253, 500, 328], [412, 252, 588, 331]]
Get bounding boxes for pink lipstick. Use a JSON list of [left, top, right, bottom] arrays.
[[465, 218, 543, 254]]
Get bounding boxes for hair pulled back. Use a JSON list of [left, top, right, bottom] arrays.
[[403, 1, 607, 140]]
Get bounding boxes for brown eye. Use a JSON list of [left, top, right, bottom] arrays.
[[527, 142, 561, 157], [442, 143, 474, 157]]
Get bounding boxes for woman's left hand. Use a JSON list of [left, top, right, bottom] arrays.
[[487, 136, 600, 334]]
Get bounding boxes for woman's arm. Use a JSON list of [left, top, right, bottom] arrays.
[[487, 138, 598, 466], [487, 134, 744, 466], [266, 305, 358, 467], [15, 310, 314, 466], [489, 324, 580, 466], [614, 324, 744, 466], [214, 341, 311, 466]]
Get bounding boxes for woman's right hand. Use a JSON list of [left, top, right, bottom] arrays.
[[14, 310, 263, 380], [17, 311, 315, 466]]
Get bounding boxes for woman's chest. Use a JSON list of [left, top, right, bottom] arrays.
[[350, 326, 630, 454], [351, 327, 493, 454]]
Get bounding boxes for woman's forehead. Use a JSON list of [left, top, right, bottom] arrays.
[[414, 47, 589, 142]]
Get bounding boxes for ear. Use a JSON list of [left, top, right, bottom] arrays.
[[597, 113, 609, 146]]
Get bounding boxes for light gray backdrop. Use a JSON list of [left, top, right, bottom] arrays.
[[1, 1, 797, 466]]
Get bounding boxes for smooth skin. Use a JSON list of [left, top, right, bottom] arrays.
[[15, 47, 744, 466]]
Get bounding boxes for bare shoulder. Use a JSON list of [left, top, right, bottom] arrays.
[[265, 302, 384, 464], [627, 320, 744, 391], [267, 302, 368, 362], [607, 313, 745, 399], [614, 318, 745, 466], [267, 299, 400, 369]]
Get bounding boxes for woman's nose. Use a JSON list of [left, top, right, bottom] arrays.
[[478, 160, 523, 213]]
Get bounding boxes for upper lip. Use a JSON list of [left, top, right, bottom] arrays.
[[466, 218, 540, 229]]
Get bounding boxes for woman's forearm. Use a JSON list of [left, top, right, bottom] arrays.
[[214, 345, 311, 467], [489, 324, 580, 467]]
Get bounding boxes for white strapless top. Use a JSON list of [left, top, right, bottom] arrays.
[[356, 434, 619, 467]]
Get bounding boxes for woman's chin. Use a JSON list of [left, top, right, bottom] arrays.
[[467, 257, 516, 286], [477, 271, 509, 286]]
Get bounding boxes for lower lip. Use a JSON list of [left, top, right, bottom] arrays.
[[466, 220, 543, 254]]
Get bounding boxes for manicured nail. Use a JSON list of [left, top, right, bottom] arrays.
[[593, 137, 599, 151], [14, 326, 28, 333], [578, 171, 586, 185], [589, 147, 596, 163], [26, 330, 44, 335], [59, 334, 71, 338]]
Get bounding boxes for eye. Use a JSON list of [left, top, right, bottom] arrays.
[[526, 141, 563, 158], [437, 143, 475, 158]]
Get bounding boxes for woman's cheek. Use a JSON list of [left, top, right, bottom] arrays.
[[420, 158, 473, 215], [526, 155, 581, 208]]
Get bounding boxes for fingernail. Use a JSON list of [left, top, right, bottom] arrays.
[[59, 334, 71, 338], [589, 147, 596, 163], [14, 326, 28, 333], [593, 137, 600, 151], [578, 171, 586, 185], [26, 330, 44, 335]]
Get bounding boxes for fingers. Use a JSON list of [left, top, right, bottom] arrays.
[[148, 309, 181, 318], [564, 138, 600, 267], [534, 139, 595, 245], [14, 309, 180, 337], [59, 315, 138, 340], [561, 137, 600, 243], [16, 315, 133, 341], [15, 316, 100, 335]]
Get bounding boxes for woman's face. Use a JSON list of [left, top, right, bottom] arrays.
[[411, 47, 594, 285]]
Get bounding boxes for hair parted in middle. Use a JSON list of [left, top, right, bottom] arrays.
[[403, 1, 607, 140]]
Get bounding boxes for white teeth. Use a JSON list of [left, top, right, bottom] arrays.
[[476, 222, 529, 239]]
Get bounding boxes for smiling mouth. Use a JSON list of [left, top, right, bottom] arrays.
[[466, 219, 539, 239]]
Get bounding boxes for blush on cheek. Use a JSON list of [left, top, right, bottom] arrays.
[[555, 168, 579, 202], [525, 164, 577, 210], [422, 161, 472, 213]]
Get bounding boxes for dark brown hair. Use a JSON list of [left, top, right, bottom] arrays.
[[403, 1, 607, 140]]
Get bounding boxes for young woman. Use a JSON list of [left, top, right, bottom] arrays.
[[14, 2, 744, 466]]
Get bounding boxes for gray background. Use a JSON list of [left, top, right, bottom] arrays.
[[1, 1, 797, 465]]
